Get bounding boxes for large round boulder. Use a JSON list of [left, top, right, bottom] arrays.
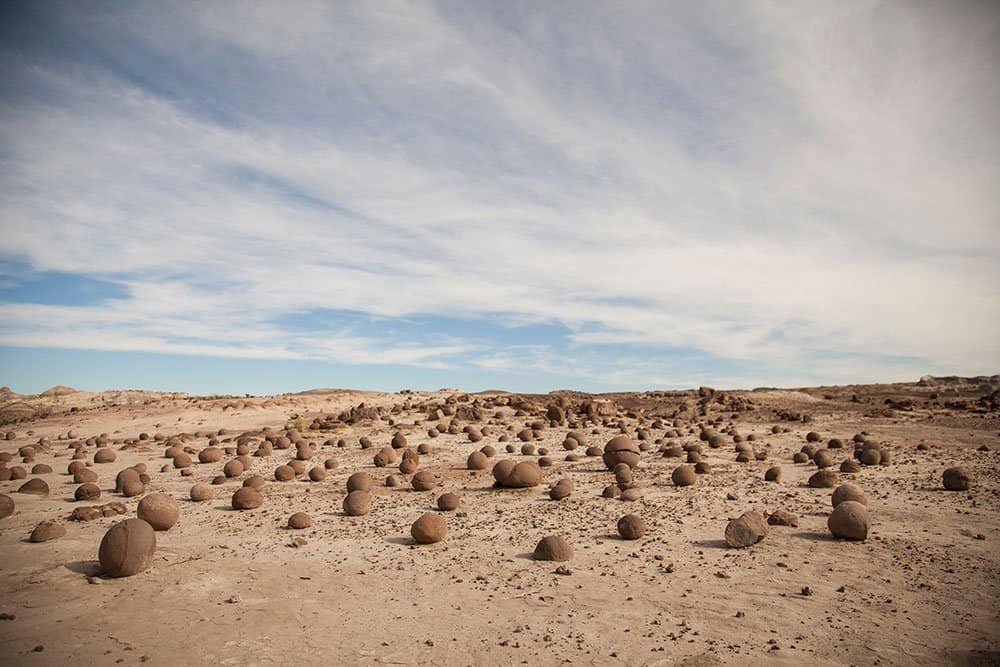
[[99, 518, 156, 577]]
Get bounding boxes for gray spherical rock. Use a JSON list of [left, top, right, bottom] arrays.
[[828, 500, 869, 540], [99, 518, 156, 577]]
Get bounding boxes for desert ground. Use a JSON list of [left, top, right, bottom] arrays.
[[0, 377, 997, 666]]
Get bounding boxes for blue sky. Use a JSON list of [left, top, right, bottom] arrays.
[[0, 1, 998, 395]]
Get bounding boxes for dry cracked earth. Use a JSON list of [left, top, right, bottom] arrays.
[[0, 377, 998, 666]]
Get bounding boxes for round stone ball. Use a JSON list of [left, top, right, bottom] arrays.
[[792, 452, 809, 463], [671, 465, 696, 487], [602, 435, 640, 471], [808, 470, 840, 488], [30, 520, 66, 543], [347, 472, 374, 492], [308, 466, 326, 482], [602, 485, 621, 499], [467, 451, 489, 470], [243, 475, 266, 490], [223, 459, 244, 478], [411, 512, 447, 544], [942, 467, 973, 491], [343, 490, 372, 516], [828, 500, 869, 540], [0, 494, 14, 519], [437, 492, 461, 511], [189, 483, 215, 502], [137, 493, 179, 530], [549, 479, 573, 500], [411, 470, 437, 491], [75, 483, 101, 501], [533, 535, 572, 561], [617, 514, 646, 540], [288, 512, 312, 529], [199, 447, 223, 463], [17, 478, 49, 496], [94, 448, 117, 464], [813, 449, 834, 468], [764, 467, 782, 482], [231, 487, 263, 510], [99, 518, 156, 577], [504, 461, 542, 488], [831, 483, 868, 508], [840, 459, 862, 473]]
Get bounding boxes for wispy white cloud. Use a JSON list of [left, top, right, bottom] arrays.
[[0, 1, 997, 389]]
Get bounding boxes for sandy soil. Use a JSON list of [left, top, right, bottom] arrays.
[[0, 380, 998, 666]]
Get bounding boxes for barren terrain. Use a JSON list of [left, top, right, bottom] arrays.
[[0, 377, 998, 666]]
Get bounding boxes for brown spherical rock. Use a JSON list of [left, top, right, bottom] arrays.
[[172, 452, 193, 469], [619, 488, 643, 502], [399, 457, 419, 475], [99, 518, 156, 577], [533, 535, 572, 561], [617, 514, 646, 540], [603, 435, 640, 471], [274, 464, 295, 482], [764, 466, 782, 482], [491, 459, 517, 486], [391, 433, 408, 449], [813, 449, 834, 469], [343, 490, 372, 516], [467, 451, 489, 470], [808, 470, 840, 488], [189, 483, 215, 502], [199, 447, 223, 463], [0, 494, 13, 519], [503, 461, 542, 488], [243, 475, 266, 490], [94, 448, 117, 464], [831, 483, 868, 508], [410, 512, 447, 544], [840, 459, 862, 473], [231, 487, 263, 510], [30, 520, 67, 542], [287, 460, 306, 475], [373, 447, 396, 468], [828, 500, 869, 540], [792, 452, 809, 463], [346, 471, 375, 493], [223, 459, 244, 478], [859, 448, 882, 466], [17, 478, 48, 496], [725, 511, 769, 548], [31, 463, 53, 474], [671, 465, 697, 487], [137, 493, 179, 531], [942, 467, 973, 491], [410, 470, 436, 492], [75, 482, 101, 501], [308, 466, 326, 482], [549, 479, 573, 500], [288, 512, 312, 529], [437, 492, 461, 511], [602, 484, 621, 499]]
